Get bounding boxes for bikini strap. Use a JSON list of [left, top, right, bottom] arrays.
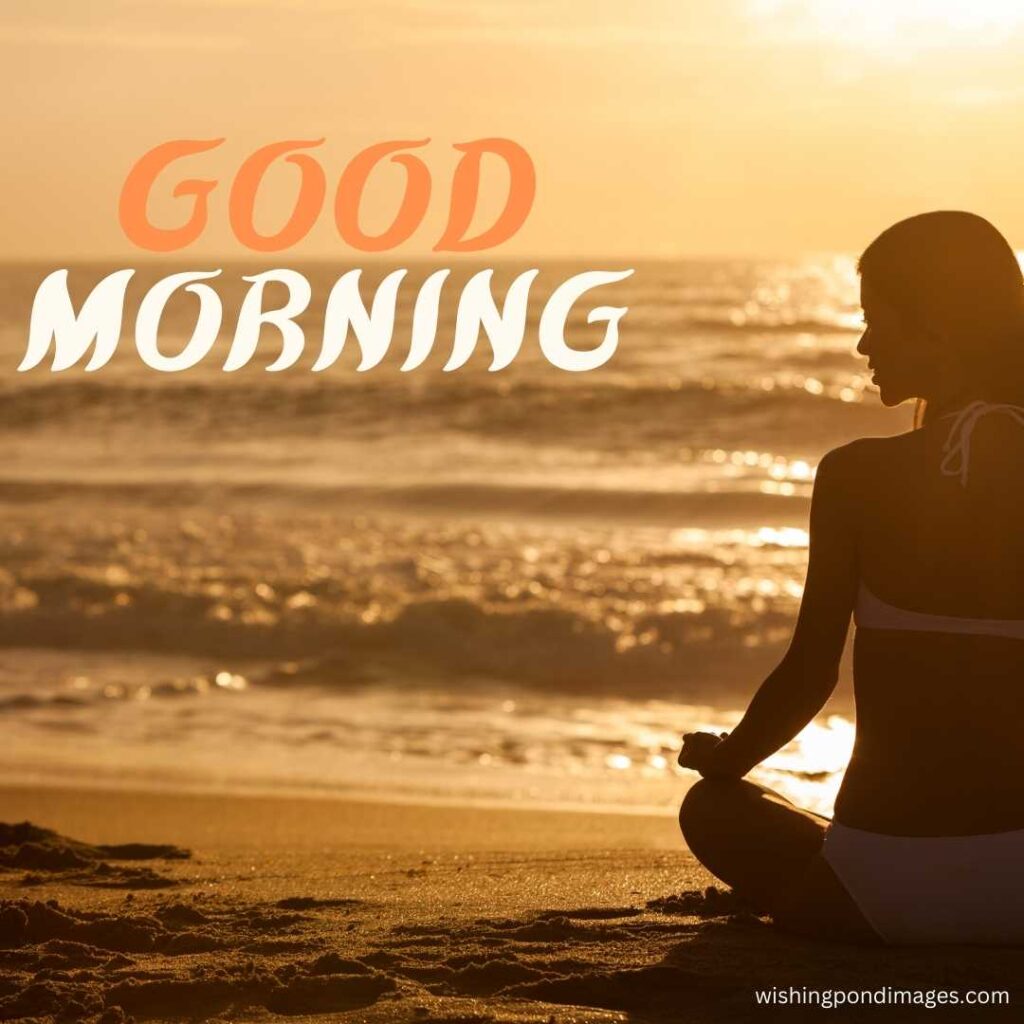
[[939, 399, 1024, 487]]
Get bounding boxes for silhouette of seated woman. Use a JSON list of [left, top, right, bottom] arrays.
[[678, 211, 1024, 945]]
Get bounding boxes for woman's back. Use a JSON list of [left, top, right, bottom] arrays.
[[837, 407, 1024, 835], [858, 411, 1024, 614]]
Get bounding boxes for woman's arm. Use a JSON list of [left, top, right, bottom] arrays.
[[684, 443, 861, 778]]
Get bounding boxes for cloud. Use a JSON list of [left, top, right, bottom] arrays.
[[0, 23, 244, 51], [949, 85, 1024, 107], [746, 0, 1024, 52], [0, 0, 730, 53]]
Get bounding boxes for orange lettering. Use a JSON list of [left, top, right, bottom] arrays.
[[228, 139, 326, 252], [434, 139, 535, 252], [119, 138, 225, 252], [335, 140, 431, 252]]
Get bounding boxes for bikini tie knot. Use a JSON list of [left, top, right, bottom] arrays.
[[940, 399, 1024, 487]]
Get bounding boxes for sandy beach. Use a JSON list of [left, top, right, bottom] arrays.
[[2, 784, 1022, 1023]]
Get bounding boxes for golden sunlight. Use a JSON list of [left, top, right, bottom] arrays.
[[751, 0, 1024, 51]]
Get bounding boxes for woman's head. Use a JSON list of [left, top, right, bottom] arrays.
[[857, 211, 1024, 421]]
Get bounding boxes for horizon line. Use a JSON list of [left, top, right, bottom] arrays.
[[0, 250, 860, 266]]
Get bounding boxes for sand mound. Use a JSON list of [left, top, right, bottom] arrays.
[[0, 822, 189, 890]]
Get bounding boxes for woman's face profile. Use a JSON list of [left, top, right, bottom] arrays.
[[856, 276, 922, 406]]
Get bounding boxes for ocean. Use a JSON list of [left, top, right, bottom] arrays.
[[0, 257, 911, 817]]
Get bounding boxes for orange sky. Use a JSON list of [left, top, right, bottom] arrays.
[[3, 0, 1024, 259]]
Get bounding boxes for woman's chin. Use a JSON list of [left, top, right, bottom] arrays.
[[875, 381, 909, 406]]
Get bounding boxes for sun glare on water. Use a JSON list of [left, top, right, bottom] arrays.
[[751, 0, 1024, 50], [758, 716, 856, 817]]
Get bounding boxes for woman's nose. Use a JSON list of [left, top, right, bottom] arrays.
[[856, 327, 871, 356]]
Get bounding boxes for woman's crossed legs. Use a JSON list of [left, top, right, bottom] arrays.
[[678, 778, 880, 944]]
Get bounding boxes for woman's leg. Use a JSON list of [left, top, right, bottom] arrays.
[[678, 777, 880, 943]]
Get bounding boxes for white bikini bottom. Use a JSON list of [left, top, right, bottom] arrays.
[[822, 822, 1024, 945]]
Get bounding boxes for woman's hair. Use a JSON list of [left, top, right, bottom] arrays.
[[857, 211, 1024, 427]]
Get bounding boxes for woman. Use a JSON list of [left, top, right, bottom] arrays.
[[677, 211, 1024, 945]]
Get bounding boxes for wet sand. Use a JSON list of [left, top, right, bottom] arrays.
[[1, 784, 1022, 1022]]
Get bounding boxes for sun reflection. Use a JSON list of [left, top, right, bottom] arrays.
[[754, 715, 856, 817], [753, 526, 809, 548]]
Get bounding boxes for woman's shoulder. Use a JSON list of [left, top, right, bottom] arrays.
[[815, 431, 924, 493], [819, 431, 919, 471]]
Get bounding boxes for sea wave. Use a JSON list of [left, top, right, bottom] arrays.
[[672, 315, 857, 334], [0, 477, 810, 521], [0, 581, 792, 701], [0, 376, 894, 449], [0, 495, 810, 700]]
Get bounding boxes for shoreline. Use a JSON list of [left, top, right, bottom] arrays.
[[0, 781, 684, 855], [0, 770, 687, 821]]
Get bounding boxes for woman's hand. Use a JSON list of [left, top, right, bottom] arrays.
[[678, 731, 729, 773]]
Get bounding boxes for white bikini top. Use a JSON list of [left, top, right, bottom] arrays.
[[855, 581, 1024, 640], [855, 399, 1024, 639]]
